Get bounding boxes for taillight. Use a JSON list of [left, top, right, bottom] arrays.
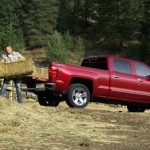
[[49, 66, 58, 78]]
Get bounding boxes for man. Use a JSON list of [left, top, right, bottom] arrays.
[[0, 45, 25, 103]]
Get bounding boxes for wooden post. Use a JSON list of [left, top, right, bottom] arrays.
[[10, 80, 13, 101]]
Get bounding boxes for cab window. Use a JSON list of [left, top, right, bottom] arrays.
[[135, 62, 150, 77], [113, 59, 132, 74], [81, 57, 108, 70]]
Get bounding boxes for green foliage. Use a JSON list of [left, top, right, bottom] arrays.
[[0, 0, 149, 63], [141, 0, 150, 62], [57, 0, 72, 32], [125, 0, 150, 63], [0, 0, 24, 51], [46, 31, 84, 64], [125, 43, 150, 64], [74, 37, 85, 63], [46, 31, 68, 63], [125, 44, 141, 60], [21, 0, 60, 48], [57, 0, 88, 33], [93, 0, 142, 49]]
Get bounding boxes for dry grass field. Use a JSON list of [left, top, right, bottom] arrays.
[[0, 98, 150, 150]]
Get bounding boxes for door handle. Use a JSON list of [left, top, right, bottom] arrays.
[[112, 75, 119, 78], [137, 79, 143, 82]]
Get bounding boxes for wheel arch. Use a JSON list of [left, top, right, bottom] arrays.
[[70, 77, 93, 96]]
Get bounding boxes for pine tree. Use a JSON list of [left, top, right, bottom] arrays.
[[21, 0, 60, 48], [93, 0, 142, 50], [0, 0, 24, 50], [141, 0, 150, 62], [56, 0, 72, 32], [57, 0, 84, 33]]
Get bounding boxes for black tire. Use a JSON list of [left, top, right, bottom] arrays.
[[66, 83, 90, 108], [38, 93, 60, 107], [127, 105, 145, 112]]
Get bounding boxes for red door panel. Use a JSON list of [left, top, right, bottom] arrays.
[[135, 77, 150, 102], [133, 62, 150, 102], [109, 71, 137, 99]]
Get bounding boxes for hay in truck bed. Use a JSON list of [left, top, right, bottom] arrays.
[[32, 66, 48, 81], [21, 66, 49, 93]]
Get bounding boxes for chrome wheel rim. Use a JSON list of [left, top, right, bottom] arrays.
[[72, 87, 87, 106]]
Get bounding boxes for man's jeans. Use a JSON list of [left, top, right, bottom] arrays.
[[0, 78, 23, 103]]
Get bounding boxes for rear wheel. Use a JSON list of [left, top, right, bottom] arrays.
[[66, 83, 90, 108], [127, 105, 145, 112], [38, 93, 60, 107]]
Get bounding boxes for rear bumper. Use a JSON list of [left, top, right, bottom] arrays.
[[22, 83, 56, 92], [45, 83, 56, 91]]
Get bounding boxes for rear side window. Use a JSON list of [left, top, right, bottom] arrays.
[[135, 62, 150, 77], [81, 57, 108, 70], [113, 59, 132, 74]]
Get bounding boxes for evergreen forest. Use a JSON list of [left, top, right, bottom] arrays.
[[0, 0, 149, 63]]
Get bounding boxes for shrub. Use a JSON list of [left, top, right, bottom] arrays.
[[46, 31, 68, 63], [74, 37, 85, 64], [46, 31, 85, 64]]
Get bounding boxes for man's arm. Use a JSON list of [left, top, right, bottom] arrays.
[[17, 52, 25, 58], [16, 52, 26, 61]]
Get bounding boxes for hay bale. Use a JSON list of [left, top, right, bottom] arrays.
[[0, 59, 33, 79], [32, 67, 48, 79]]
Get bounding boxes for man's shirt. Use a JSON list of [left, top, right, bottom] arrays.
[[1, 52, 24, 62]]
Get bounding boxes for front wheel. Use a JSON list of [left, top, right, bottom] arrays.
[[66, 83, 90, 108], [127, 105, 145, 112]]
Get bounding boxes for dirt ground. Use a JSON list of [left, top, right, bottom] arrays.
[[0, 100, 149, 150]]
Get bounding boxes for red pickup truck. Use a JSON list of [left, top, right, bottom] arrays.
[[32, 56, 150, 112]]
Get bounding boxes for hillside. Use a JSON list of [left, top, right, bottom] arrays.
[[22, 44, 118, 67]]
